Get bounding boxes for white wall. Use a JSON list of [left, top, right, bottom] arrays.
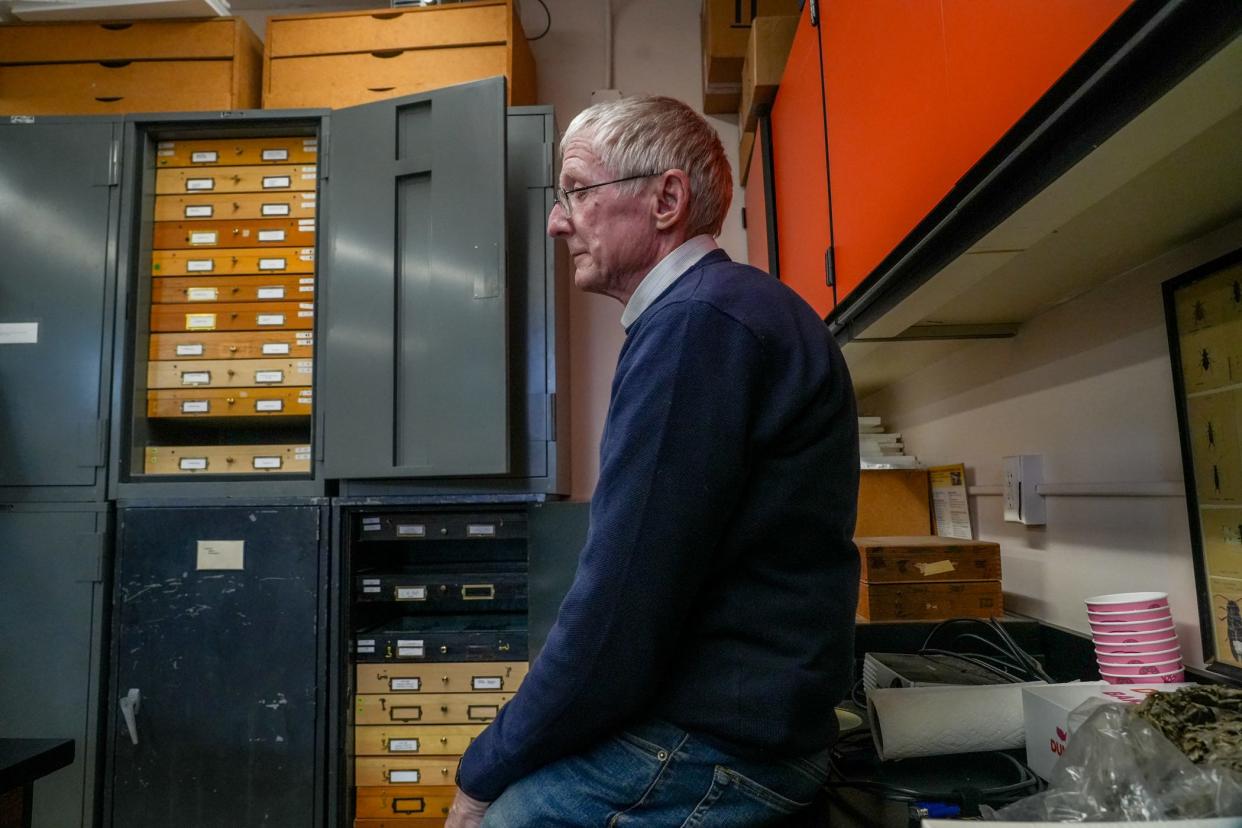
[[859, 219, 1242, 669]]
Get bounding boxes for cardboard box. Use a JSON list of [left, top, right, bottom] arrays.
[[856, 537, 1001, 583], [857, 469, 932, 536], [1021, 682, 1191, 781], [739, 15, 798, 134], [701, 0, 800, 113]]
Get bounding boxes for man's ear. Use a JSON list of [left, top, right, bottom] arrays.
[[653, 169, 691, 231]]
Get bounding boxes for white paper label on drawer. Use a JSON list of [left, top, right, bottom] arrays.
[[181, 400, 209, 413], [397, 639, 424, 648], [190, 231, 218, 245], [186, 178, 214, 190], [397, 646, 425, 658], [255, 399, 284, 412], [179, 457, 208, 470], [294, 445, 311, 459], [261, 148, 289, 161], [252, 456, 282, 469], [158, 149, 175, 156], [186, 259, 214, 272], [185, 314, 216, 330], [255, 370, 284, 383], [389, 770, 420, 784], [297, 390, 313, 402], [298, 248, 314, 261], [914, 560, 957, 577], [357, 638, 375, 647], [355, 643, 375, 654], [299, 285, 315, 293], [187, 287, 218, 301], [0, 323, 38, 344], [397, 524, 426, 537], [299, 277, 315, 285], [298, 218, 316, 228], [261, 342, 290, 355], [298, 310, 313, 318], [259, 258, 286, 271], [296, 360, 313, 374], [473, 677, 503, 691], [388, 739, 419, 753], [175, 343, 204, 356], [396, 586, 427, 601], [185, 205, 213, 218], [181, 371, 211, 385], [158, 141, 175, 149], [261, 203, 291, 216], [363, 585, 381, 593], [296, 331, 313, 342], [258, 230, 286, 242], [262, 176, 291, 189], [302, 192, 316, 201], [191, 151, 219, 163], [391, 678, 421, 691], [257, 287, 285, 299], [302, 165, 317, 173], [467, 524, 497, 537], [257, 314, 285, 326], [301, 173, 316, 180]]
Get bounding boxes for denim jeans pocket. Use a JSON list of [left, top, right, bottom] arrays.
[[680, 764, 818, 827]]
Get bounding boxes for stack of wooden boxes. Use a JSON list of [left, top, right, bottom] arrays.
[[855, 536, 1004, 621]]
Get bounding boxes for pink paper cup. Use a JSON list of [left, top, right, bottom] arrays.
[[1095, 644, 1181, 661], [1087, 607, 1172, 623], [1095, 658, 1182, 676], [1085, 592, 1169, 612], [1089, 617, 1174, 634], [1091, 627, 1176, 644], [1100, 668, 1185, 684]]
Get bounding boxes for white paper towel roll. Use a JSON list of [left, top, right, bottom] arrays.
[[867, 682, 1045, 760]]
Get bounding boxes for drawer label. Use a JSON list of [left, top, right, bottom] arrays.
[[362, 585, 381, 593], [262, 342, 290, 355], [258, 229, 286, 242], [298, 310, 314, 318], [191, 151, 219, 163], [257, 314, 285, 326], [295, 445, 312, 459], [181, 400, 209, 413], [397, 646, 425, 658], [179, 457, 208, 470], [181, 371, 211, 385], [186, 178, 215, 190], [186, 259, 215, 272], [185, 205, 213, 218], [197, 540, 244, 570], [389, 770, 420, 784], [259, 258, 287, 271], [252, 456, 282, 469], [187, 287, 218, 301], [388, 739, 419, 753], [0, 322, 38, 344], [296, 331, 314, 342], [396, 586, 427, 601], [297, 360, 313, 374], [472, 677, 503, 691], [257, 286, 286, 299], [391, 678, 421, 691], [175, 343, 204, 356], [255, 370, 284, 383], [262, 203, 291, 216], [262, 148, 290, 161], [255, 399, 284, 412], [397, 524, 426, 537], [467, 524, 497, 537], [185, 314, 216, 330], [190, 231, 218, 245], [262, 176, 292, 189]]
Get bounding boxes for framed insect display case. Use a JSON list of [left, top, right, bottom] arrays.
[[1164, 247, 1242, 683]]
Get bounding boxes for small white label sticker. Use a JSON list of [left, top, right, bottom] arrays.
[[197, 540, 244, 570], [191, 151, 219, 163], [185, 205, 213, 218], [298, 249, 314, 261], [255, 399, 284, 412], [391, 678, 421, 691], [158, 149, 175, 156], [252, 456, 282, 469], [175, 343, 204, 356], [397, 524, 426, 537], [0, 323, 38, 344], [397, 639, 424, 648], [299, 285, 314, 293], [255, 370, 284, 383], [294, 445, 312, 459], [258, 229, 286, 242], [389, 770, 420, 784], [363, 585, 381, 593], [158, 141, 175, 148], [467, 524, 497, 537], [186, 313, 216, 330], [186, 259, 214, 272], [355, 644, 375, 654], [262, 148, 289, 161], [388, 739, 419, 753], [472, 677, 503, 691], [362, 578, 381, 585], [357, 639, 376, 647], [262, 203, 291, 216], [397, 646, 425, 658], [297, 390, 313, 401], [186, 287, 219, 301], [298, 310, 314, 318], [262, 176, 291, 189], [186, 178, 215, 190], [181, 400, 209, 413], [181, 371, 211, 385], [259, 258, 287, 271], [296, 331, 313, 342], [301, 173, 316, 180], [298, 218, 316, 228], [257, 314, 285, 326], [179, 457, 208, 470], [257, 287, 285, 299], [189, 231, 218, 245], [396, 586, 427, 601], [296, 360, 313, 374], [262, 342, 290, 355]]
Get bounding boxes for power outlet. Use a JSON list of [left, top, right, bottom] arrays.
[[1003, 454, 1046, 525]]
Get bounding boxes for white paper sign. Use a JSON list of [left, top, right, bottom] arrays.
[[197, 540, 244, 570], [0, 322, 38, 344]]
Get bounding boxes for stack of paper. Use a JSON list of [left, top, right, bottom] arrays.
[[858, 415, 919, 469], [11, 0, 229, 21]]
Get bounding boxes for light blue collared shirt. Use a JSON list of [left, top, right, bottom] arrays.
[[620, 234, 719, 329]]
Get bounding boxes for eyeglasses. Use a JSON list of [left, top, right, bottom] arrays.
[[553, 172, 661, 216]]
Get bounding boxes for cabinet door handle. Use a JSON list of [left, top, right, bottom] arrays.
[[119, 688, 141, 745]]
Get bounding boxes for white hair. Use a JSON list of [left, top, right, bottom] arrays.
[[561, 96, 733, 237]]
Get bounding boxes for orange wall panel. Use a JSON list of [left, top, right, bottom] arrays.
[[744, 126, 769, 273]]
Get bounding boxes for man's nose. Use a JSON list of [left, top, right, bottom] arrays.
[[547, 202, 571, 238]]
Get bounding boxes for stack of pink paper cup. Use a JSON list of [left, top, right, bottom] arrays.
[[1086, 592, 1184, 684]]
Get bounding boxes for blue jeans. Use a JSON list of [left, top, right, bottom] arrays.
[[480, 719, 830, 827]]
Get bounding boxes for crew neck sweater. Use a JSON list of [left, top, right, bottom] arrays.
[[457, 249, 860, 802]]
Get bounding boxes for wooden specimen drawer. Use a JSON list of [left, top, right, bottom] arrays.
[[152, 218, 315, 250], [356, 662, 528, 695], [150, 301, 313, 333], [144, 443, 310, 475], [354, 819, 449, 828], [856, 537, 1001, 583], [148, 331, 313, 361], [154, 192, 317, 222], [354, 724, 486, 758], [354, 693, 511, 726], [355, 786, 455, 821], [856, 580, 1003, 622], [157, 136, 318, 168], [147, 357, 312, 389], [152, 247, 315, 277], [268, 2, 507, 57], [148, 387, 312, 419], [156, 164, 317, 195], [355, 757, 460, 788], [151, 275, 314, 305], [0, 18, 247, 62], [0, 61, 239, 115]]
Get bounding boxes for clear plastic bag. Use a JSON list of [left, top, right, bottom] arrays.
[[985, 700, 1242, 820]]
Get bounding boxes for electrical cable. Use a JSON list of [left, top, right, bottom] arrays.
[[518, 0, 551, 40], [916, 648, 1026, 682]]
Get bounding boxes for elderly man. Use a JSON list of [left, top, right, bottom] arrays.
[[447, 95, 859, 827]]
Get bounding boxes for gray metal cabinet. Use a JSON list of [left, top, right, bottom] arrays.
[[0, 503, 109, 828], [104, 502, 327, 828], [0, 118, 118, 502]]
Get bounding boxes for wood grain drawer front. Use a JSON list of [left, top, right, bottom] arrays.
[[0, 61, 235, 115], [157, 136, 318, 168], [268, 3, 507, 58], [144, 443, 310, 475], [147, 357, 312, 389], [265, 47, 508, 110], [354, 693, 511, 726], [148, 386, 311, 418], [148, 331, 313, 361], [153, 219, 315, 250], [156, 164, 317, 195], [0, 19, 239, 63], [150, 301, 313, 333], [152, 275, 313, 305], [353, 724, 486, 757], [356, 662, 528, 695], [152, 248, 315, 277], [355, 757, 459, 788], [353, 818, 453, 828], [355, 786, 455, 820], [155, 192, 317, 222]]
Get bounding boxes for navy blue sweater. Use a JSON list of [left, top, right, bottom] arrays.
[[457, 250, 860, 801]]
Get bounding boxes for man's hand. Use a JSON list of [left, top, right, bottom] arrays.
[[445, 787, 491, 828]]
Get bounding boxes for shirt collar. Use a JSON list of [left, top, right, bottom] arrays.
[[620, 234, 719, 329]]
